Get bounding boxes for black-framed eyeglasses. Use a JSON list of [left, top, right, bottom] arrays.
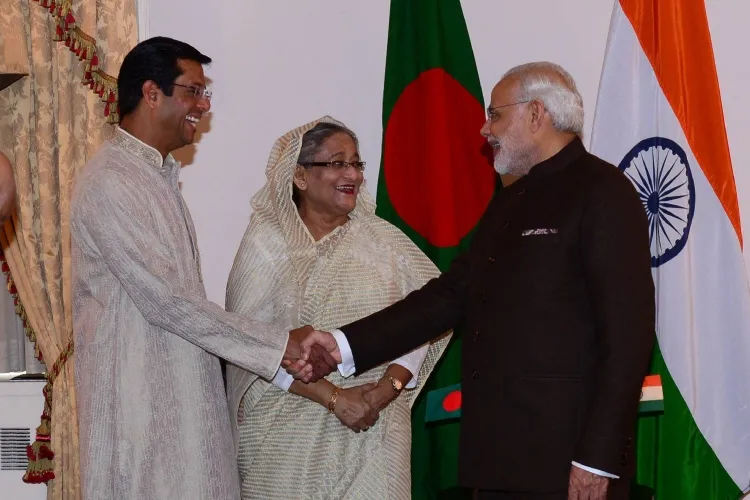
[[172, 83, 213, 100], [486, 100, 531, 122], [299, 161, 366, 172]]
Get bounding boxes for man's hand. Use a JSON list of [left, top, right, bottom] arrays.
[[300, 330, 342, 364], [282, 326, 313, 381], [568, 466, 609, 500], [282, 326, 338, 383], [333, 383, 379, 433]]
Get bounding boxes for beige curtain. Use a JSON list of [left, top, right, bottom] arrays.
[[0, 280, 46, 373], [0, 0, 136, 498]]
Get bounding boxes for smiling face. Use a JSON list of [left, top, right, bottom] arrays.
[[480, 77, 539, 176], [156, 58, 211, 151], [293, 131, 364, 219]]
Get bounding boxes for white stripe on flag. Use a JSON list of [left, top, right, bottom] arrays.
[[590, 3, 750, 489]]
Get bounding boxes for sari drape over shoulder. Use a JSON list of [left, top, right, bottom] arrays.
[[225, 117, 450, 499]]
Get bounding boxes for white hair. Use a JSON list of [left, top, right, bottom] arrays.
[[501, 62, 584, 135]]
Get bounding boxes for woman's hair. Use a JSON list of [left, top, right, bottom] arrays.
[[292, 122, 358, 206]]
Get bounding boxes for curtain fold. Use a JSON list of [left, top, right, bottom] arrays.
[[0, 0, 136, 498], [0, 284, 28, 373]]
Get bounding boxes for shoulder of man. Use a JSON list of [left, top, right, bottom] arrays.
[[572, 150, 638, 195], [72, 152, 149, 222]]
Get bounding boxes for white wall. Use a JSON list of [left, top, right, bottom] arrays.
[[140, 0, 750, 306]]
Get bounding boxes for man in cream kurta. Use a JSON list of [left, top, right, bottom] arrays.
[[71, 127, 289, 499], [70, 38, 299, 500]]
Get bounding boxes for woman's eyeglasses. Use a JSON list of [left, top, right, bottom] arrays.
[[299, 161, 366, 172]]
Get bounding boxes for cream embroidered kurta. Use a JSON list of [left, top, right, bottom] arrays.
[[70, 128, 288, 500]]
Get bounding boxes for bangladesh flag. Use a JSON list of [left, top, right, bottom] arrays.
[[375, 0, 497, 497]]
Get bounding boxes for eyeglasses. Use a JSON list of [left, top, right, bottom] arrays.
[[172, 83, 213, 101], [486, 100, 531, 122], [299, 161, 366, 172]]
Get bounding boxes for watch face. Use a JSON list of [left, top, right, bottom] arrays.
[[391, 377, 403, 391]]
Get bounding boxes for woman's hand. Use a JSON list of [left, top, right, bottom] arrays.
[[363, 378, 400, 413], [333, 383, 379, 433]]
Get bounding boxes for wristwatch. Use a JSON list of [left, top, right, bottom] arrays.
[[386, 375, 404, 393]]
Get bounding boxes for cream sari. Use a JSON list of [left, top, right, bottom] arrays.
[[225, 116, 450, 499]]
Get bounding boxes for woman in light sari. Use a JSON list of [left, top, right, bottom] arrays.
[[225, 116, 450, 499]]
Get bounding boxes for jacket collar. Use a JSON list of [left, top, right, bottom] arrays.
[[111, 127, 181, 178], [525, 136, 586, 181]]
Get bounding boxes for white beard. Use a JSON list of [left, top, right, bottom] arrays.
[[493, 148, 512, 175], [488, 112, 538, 176], [491, 138, 537, 176]]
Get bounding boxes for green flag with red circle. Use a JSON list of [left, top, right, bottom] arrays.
[[375, 0, 496, 497]]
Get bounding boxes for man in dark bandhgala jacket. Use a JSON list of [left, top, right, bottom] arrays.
[[289, 62, 655, 500]]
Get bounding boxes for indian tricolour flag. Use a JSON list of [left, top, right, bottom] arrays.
[[590, 0, 750, 497]]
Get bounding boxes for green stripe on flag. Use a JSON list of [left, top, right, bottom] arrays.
[[378, 0, 496, 497], [635, 349, 741, 499]]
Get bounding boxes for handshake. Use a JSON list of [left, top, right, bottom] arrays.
[[281, 325, 396, 433], [282, 325, 342, 383]]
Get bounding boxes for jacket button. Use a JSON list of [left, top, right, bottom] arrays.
[[471, 370, 478, 379], [488, 256, 495, 263]]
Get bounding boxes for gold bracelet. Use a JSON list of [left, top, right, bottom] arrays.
[[328, 386, 341, 413]]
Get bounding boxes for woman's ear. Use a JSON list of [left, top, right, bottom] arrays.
[[293, 165, 307, 190]]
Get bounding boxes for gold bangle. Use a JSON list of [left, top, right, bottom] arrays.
[[328, 386, 341, 413]]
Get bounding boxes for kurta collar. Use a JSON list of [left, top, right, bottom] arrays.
[[525, 136, 586, 181], [112, 127, 181, 178]]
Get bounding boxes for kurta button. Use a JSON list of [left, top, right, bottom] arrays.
[[519, 188, 526, 195], [488, 256, 495, 263], [471, 369, 478, 379], [472, 331, 479, 341]]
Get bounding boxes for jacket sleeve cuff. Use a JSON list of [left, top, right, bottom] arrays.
[[571, 461, 619, 479]]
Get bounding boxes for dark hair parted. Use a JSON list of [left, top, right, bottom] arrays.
[[117, 36, 212, 121], [292, 122, 358, 206]]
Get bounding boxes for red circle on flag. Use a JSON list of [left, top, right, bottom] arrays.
[[442, 390, 462, 413], [383, 68, 495, 247]]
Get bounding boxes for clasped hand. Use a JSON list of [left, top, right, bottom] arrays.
[[333, 379, 399, 433], [282, 326, 341, 382], [333, 383, 379, 433]]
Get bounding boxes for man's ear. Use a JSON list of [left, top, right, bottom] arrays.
[[142, 80, 162, 109], [528, 99, 546, 133]]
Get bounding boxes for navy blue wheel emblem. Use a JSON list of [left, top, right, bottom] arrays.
[[618, 137, 695, 268]]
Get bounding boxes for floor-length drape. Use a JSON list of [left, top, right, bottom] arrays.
[[0, 1, 136, 498], [0, 280, 45, 373]]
